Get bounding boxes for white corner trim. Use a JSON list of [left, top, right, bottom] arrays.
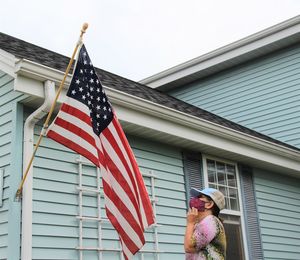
[[140, 15, 300, 88], [0, 49, 17, 77]]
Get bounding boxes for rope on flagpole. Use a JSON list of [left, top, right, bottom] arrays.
[[15, 23, 89, 200]]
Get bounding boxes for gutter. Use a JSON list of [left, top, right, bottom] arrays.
[[21, 80, 56, 260], [14, 58, 300, 172]]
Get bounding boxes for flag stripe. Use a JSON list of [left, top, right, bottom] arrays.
[[102, 179, 144, 248], [61, 102, 92, 126], [102, 176, 145, 243], [101, 124, 144, 219], [112, 118, 154, 226], [47, 130, 99, 166]]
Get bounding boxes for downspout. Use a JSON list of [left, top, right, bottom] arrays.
[[21, 80, 56, 260]]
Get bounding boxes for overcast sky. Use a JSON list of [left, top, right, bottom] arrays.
[[1, 0, 300, 81]]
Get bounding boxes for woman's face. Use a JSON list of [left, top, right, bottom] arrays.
[[199, 195, 214, 210]]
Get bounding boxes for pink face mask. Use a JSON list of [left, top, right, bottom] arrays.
[[189, 197, 206, 211]]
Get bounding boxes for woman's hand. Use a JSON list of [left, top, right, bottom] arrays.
[[187, 207, 199, 225], [184, 207, 198, 253]]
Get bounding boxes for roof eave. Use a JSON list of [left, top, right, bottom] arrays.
[[12, 58, 300, 176], [140, 15, 300, 91]]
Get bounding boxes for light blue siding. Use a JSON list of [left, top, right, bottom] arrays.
[[253, 169, 300, 260], [31, 120, 186, 260], [0, 71, 27, 260], [168, 43, 300, 148]]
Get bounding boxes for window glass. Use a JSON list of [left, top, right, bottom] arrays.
[[206, 159, 239, 211]]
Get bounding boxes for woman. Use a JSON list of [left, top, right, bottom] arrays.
[[184, 187, 226, 260]]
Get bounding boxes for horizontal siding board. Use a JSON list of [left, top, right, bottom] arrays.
[[253, 169, 300, 259], [172, 47, 300, 100], [32, 131, 186, 259], [169, 44, 300, 147], [0, 72, 15, 260]]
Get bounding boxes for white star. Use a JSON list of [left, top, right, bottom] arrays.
[[103, 115, 107, 120], [103, 106, 107, 111], [82, 95, 86, 100], [79, 87, 83, 92], [90, 78, 94, 83], [80, 69, 83, 74], [87, 92, 90, 97], [90, 70, 93, 75], [83, 52, 87, 56], [90, 96, 93, 100], [97, 97, 100, 101], [71, 90, 76, 95], [108, 108, 111, 112], [96, 105, 100, 110], [90, 87, 94, 92], [103, 97, 106, 102], [96, 79, 99, 84], [84, 60, 87, 65], [96, 114, 100, 118], [96, 88, 100, 92], [86, 84, 89, 88], [88, 100, 91, 105], [97, 122, 100, 126], [75, 79, 80, 84]]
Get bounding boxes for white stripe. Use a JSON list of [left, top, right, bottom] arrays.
[[57, 110, 95, 138], [50, 124, 98, 158], [64, 97, 90, 115], [101, 166, 144, 249], [120, 239, 133, 260], [107, 122, 149, 228], [100, 129, 136, 198], [106, 166, 141, 225], [98, 134, 142, 229]]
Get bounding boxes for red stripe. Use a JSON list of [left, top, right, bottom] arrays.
[[54, 117, 96, 148], [61, 103, 92, 126], [103, 179, 145, 243], [47, 130, 99, 167], [103, 179, 145, 253], [105, 208, 140, 258], [112, 117, 154, 226], [101, 125, 144, 227]]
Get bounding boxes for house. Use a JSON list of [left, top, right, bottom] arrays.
[[141, 15, 300, 260], [0, 21, 300, 260]]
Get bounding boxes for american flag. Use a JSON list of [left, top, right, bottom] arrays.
[[47, 44, 154, 259]]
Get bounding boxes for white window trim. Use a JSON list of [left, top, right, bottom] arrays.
[[202, 154, 249, 260]]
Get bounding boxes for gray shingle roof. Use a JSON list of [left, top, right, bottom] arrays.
[[1, 32, 299, 152]]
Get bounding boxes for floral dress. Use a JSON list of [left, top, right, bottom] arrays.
[[185, 215, 226, 260]]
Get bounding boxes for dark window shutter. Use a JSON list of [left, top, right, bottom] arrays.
[[182, 152, 203, 206], [239, 165, 264, 260]]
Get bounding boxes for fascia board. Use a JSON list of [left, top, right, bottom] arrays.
[[141, 16, 300, 88], [108, 86, 300, 160], [0, 49, 17, 77], [14, 59, 300, 173]]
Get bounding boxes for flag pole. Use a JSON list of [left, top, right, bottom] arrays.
[[15, 23, 89, 199]]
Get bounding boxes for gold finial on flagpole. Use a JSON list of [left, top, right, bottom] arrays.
[[15, 23, 89, 200], [81, 23, 89, 37]]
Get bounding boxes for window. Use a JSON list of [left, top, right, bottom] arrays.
[[206, 159, 239, 212], [204, 156, 246, 260]]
